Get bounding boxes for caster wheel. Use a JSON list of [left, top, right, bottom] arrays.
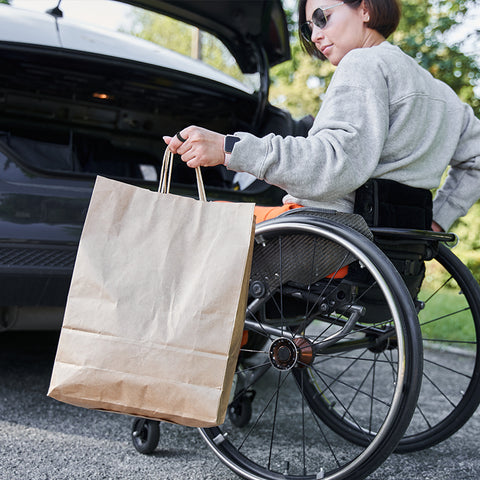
[[228, 391, 255, 427], [131, 418, 160, 454]]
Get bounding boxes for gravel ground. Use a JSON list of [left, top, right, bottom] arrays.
[[1, 331, 479, 480]]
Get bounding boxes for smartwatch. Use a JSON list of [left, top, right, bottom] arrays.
[[224, 135, 241, 165]]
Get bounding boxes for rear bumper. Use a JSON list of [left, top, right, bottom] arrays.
[[0, 241, 76, 306]]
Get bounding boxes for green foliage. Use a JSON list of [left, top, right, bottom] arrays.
[[271, 0, 480, 117], [122, 10, 246, 82], [393, 0, 480, 116], [269, 42, 333, 117], [418, 288, 476, 350], [0, 0, 10, 4], [124, 1, 480, 265], [450, 202, 480, 283], [271, 1, 480, 272], [126, 10, 193, 57]]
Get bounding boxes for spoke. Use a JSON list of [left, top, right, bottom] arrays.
[[309, 362, 392, 409], [307, 363, 386, 437], [297, 238, 320, 339], [235, 361, 270, 374], [310, 319, 344, 345], [278, 235, 284, 332], [321, 348, 371, 390], [382, 348, 398, 385], [267, 370, 282, 470], [423, 338, 477, 346], [313, 353, 395, 365], [246, 305, 274, 342], [422, 275, 454, 303], [303, 251, 352, 321], [230, 363, 270, 407], [412, 400, 433, 430], [422, 370, 458, 408], [420, 307, 471, 328], [237, 370, 292, 452], [240, 348, 270, 354], [369, 353, 378, 432], [424, 356, 474, 380], [306, 392, 342, 469], [301, 372, 306, 476], [339, 357, 378, 427]]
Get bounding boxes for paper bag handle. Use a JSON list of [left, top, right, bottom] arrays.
[[159, 147, 206, 202]]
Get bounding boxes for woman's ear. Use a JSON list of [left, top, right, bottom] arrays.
[[361, 1, 370, 22]]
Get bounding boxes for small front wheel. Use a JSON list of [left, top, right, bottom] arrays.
[[131, 418, 160, 454], [228, 391, 255, 428]]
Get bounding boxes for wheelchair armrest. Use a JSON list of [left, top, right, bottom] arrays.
[[370, 227, 457, 245]]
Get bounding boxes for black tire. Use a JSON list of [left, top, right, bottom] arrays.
[[200, 216, 423, 480], [396, 243, 480, 451], [228, 393, 253, 428], [293, 241, 480, 454], [131, 418, 160, 454]]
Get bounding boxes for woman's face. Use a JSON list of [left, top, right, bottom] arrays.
[[304, 0, 374, 66]]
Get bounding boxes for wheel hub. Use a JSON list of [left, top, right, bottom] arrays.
[[269, 338, 298, 370], [294, 337, 314, 367]]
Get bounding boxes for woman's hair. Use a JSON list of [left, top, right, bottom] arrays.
[[298, 0, 401, 59]]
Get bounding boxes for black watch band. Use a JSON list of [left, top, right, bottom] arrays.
[[224, 135, 241, 154]]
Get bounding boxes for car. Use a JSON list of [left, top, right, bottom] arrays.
[[0, 0, 312, 331]]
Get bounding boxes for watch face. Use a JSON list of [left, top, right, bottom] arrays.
[[225, 135, 240, 153]]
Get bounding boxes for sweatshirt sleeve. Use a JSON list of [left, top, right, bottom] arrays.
[[227, 50, 390, 203], [432, 103, 480, 231]]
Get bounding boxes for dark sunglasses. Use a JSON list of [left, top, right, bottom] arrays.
[[300, 2, 345, 41]]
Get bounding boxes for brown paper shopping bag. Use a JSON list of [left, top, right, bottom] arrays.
[[48, 148, 255, 428]]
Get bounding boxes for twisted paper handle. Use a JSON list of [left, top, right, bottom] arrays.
[[159, 147, 206, 202]]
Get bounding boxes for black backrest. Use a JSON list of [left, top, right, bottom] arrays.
[[354, 178, 433, 229]]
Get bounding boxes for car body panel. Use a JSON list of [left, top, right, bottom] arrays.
[[0, 1, 312, 329], [0, 5, 253, 92]]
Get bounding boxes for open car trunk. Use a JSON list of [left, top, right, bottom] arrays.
[[0, 44, 308, 193]]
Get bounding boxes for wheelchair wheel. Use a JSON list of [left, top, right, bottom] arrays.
[[200, 216, 422, 480], [131, 418, 160, 454], [396, 243, 480, 451]]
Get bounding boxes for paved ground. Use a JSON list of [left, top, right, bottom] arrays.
[[1, 331, 479, 480]]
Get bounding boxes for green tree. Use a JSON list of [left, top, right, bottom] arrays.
[[271, 0, 480, 279], [123, 10, 246, 81], [270, 0, 480, 118], [452, 202, 480, 280], [125, 1, 480, 273], [393, 0, 480, 115], [0, 0, 11, 4]]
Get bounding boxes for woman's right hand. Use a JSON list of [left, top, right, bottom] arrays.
[[163, 126, 226, 169]]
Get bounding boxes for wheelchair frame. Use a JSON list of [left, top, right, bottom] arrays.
[[131, 209, 480, 480]]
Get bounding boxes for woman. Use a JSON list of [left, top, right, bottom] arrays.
[[164, 0, 480, 232]]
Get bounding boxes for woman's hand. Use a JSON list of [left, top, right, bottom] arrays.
[[431, 220, 444, 232], [163, 126, 226, 168]]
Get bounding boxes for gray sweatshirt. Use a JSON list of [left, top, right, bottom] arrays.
[[228, 41, 480, 231]]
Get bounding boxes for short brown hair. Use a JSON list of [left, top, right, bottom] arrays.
[[298, 0, 401, 59]]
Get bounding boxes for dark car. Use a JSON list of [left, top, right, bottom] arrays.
[[0, 0, 312, 330]]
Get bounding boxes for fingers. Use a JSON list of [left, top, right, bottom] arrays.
[[163, 126, 226, 168], [163, 128, 189, 154]]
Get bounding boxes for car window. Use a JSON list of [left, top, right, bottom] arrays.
[[9, 0, 260, 92]]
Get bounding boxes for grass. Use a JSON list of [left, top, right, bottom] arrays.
[[418, 287, 477, 351]]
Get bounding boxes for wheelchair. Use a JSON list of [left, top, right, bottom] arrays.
[[132, 180, 480, 480]]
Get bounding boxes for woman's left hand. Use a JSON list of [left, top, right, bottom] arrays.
[[431, 220, 444, 232], [163, 126, 225, 168]]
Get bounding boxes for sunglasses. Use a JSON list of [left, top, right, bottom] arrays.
[[300, 2, 345, 41]]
